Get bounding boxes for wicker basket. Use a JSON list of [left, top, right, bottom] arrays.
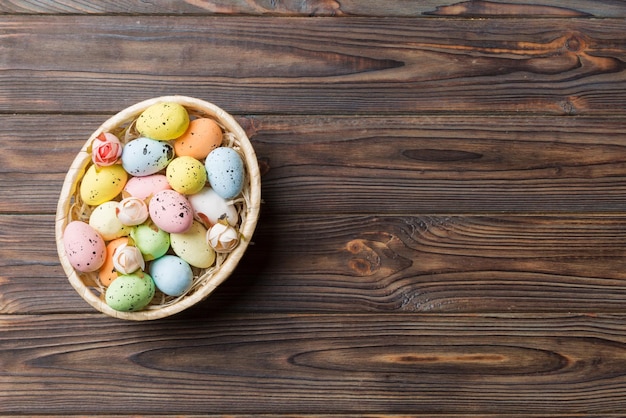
[[55, 96, 261, 320]]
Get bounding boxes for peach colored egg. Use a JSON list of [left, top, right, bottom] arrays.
[[173, 118, 223, 160], [148, 189, 194, 233], [63, 221, 106, 273], [98, 237, 129, 287], [123, 174, 171, 200]]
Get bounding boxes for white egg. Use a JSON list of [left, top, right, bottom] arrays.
[[188, 187, 239, 227]]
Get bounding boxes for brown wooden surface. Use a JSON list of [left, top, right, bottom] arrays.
[[2, 1, 626, 416]]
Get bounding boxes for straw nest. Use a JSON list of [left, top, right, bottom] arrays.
[[55, 96, 261, 320]]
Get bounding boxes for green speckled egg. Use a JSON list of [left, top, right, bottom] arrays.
[[105, 272, 155, 312], [130, 224, 170, 261], [166, 156, 207, 195], [79, 164, 128, 206], [136, 102, 190, 141]]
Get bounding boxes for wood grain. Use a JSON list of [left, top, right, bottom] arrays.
[[3, 2, 626, 416], [2, 16, 626, 115], [4, 213, 626, 314], [2, 0, 626, 17], [2, 313, 626, 415], [4, 114, 626, 215]]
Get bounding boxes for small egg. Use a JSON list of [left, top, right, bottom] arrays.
[[166, 156, 207, 195], [170, 221, 216, 269], [105, 272, 155, 312], [123, 174, 171, 200], [89, 201, 129, 241], [130, 224, 170, 261], [121, 137, 174, 177], [80, 164, 128, 206], [63, 221, 106, 273], [173, 118, 223, 160], [98, 237, 129, 287], [188, 187, 238, 227], [136, 102, 190, 141], [205, 147, 245, 199], [149, 255, 194, 297], [148, 189, 194, 233]]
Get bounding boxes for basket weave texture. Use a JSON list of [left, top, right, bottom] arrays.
[[55, 96, 261, 320]]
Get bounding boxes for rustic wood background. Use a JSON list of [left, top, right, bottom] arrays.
[[2, 0, 626, 415]]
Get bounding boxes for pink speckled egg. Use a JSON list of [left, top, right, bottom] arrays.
[[123, 174, 171, 200], [148, 189, 194, 233], [63, 221, 106, 273]]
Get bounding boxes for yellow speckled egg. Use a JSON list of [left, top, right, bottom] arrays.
[[170, 221, 216, 269], [136, 102, 190, 141], [166, 156, 207, 195], [173, 118, 223, 160], [80, 164, 128, 206]]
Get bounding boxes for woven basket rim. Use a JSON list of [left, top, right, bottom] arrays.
[[55, 96, 261, 320]]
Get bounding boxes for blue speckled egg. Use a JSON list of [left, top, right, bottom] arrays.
[[205, 147, 244, 199], [149, 255, 194, 297], [121, 137, 174, 176]]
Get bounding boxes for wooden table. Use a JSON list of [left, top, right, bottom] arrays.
[[3, 1, 626, 415]]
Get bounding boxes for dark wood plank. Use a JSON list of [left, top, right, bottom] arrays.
[[2, 0, 626, 17], [2, 16, 626, 115], [5, 213, 626, 314], [2, 313, 626, 415], [4, 114, 626, 215]]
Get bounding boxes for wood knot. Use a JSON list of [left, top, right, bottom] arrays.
[[565, 35, 584, 52], [346, 239, 381, 276], [257, 157, 271, 176], [348, 258, 374, 275]]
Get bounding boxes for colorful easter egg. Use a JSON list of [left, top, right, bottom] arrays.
[[105, 272, 155, 312], [63, 221, 106, 273], [149, 255, 194, 297], [136, 102, 189, 141], [148, 189, 194, 233], [121, 137, 174, 177], [79, 164, 127, 206], [205, 147, 244, 200]]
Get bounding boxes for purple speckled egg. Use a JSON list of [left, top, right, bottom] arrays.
[[148, 189, 194, 233]]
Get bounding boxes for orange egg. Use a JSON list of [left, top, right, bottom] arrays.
[[173, 118, 223, 160], [98, 237, 129, 287]]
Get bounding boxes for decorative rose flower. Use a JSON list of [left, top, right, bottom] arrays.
[[206, 222, 239, 253], [112, 243, 145, 275], [92, 132, 122, 166], [116, 197, 149, 226]]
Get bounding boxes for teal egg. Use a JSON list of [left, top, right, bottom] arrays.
[[105, 272, 155, 311]]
